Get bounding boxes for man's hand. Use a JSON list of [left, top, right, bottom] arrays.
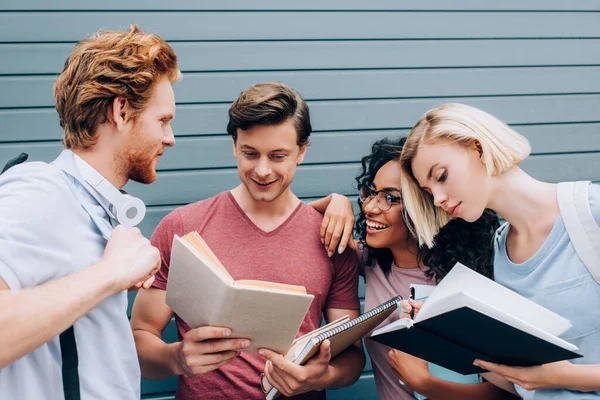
[[174, 326, 250, 377], [101, 225, 161, 291], [319, 194, 357, 257], [474, 359, 573, 391], [259, 340, 333, 397], [389, 349, 432, 392]]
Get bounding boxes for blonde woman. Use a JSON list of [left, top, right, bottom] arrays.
[[399, 103, 600, 399]]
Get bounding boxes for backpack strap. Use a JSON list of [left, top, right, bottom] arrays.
[[557, 181, 600, 283], [1, 153, 81, 400]]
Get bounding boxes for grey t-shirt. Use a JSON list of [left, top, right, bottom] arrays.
[[0, 152, 140, 399], [494, 184, 600, 399]]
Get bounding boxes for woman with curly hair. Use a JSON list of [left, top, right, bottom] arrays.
[[312, 137, 517, 399]]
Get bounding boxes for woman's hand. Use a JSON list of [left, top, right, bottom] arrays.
[[319, 194, 357, 257], [399, 299, 425, 319], [389, 349, 432, 392]]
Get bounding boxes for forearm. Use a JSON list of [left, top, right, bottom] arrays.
[[420, 379, 518, 400], [562, 364, 600, 392], [133, 329, 181, 380], [323, 344, 365, 389], [308, 195, 332, 214], [0, 261, 118, 368]]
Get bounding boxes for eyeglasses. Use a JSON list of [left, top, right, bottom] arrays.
[[358, 184, 403, 211]]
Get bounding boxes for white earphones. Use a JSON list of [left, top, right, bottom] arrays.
[[74, 157, 146, 227]]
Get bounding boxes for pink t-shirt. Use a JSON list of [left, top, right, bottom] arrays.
[[151, 191, 359, 400], [361, 250, 435, 400]]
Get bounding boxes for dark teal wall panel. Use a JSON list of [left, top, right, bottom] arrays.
[[4, 1, 600, 11], [2, 12, 600, 42], [5, 66, 600, 108], [4, 39, 600, 75], [3, 94, 600, 142]]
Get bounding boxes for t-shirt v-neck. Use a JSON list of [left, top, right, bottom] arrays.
[[226, 191, 304, 237]]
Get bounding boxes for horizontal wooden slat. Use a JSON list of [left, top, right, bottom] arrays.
[[1, 12, 600, 43], [4, 39, 600, 76], [122, 152, 600, 208], [2, 123, 599, 173], [2, 94, 600, 142], [5, 66, 600, 108], [3, 1, 600, 11]]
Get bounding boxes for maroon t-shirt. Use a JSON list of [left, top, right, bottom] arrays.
[[151, 191, 359, 400]]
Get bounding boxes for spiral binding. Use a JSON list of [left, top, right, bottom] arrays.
[[312, 296, 402, 343]]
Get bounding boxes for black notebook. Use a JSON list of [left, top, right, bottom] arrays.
[[369, 263, 582, 375]]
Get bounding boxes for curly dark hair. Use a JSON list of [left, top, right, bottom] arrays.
[[355, 137, 499, 282]]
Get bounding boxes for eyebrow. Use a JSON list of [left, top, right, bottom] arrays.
[[160, 113, 174, 120], [426, 163, 440, 181], [371, 183, 401, 193]]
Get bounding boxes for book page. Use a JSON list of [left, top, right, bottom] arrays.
[[416, 263, 572, 336], [235, 280, 307, 294], [182, 231, 232, 279]]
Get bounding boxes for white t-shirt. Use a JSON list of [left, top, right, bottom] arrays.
[[0, 150, 140, 400]]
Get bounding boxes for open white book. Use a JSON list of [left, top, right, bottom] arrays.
[[166, 232, 314, 353], [370, 263, 582, 375]]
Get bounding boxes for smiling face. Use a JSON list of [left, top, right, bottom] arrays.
[[122, 77, 176, 184], [411, 141, 490, 222], [361, 160, 411, 249], [233, 119, 306, 203]]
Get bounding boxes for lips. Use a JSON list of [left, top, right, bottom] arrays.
[[251, 178, 277, 187], [447, 202, 462, 218]]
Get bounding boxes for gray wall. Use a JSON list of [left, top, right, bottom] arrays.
[[1, 2, 599, 399]]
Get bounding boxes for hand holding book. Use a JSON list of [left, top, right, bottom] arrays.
[[174, 326, 250, 377], [259, 339, 334, 397]]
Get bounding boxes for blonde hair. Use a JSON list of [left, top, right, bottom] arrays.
[[400, 103, 531, 248], [53, 24, 180, 149]]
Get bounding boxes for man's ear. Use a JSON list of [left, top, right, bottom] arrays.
[[232, 138, 238, 158], [108, 97, 131, 131], [296, 143, 308, 165]]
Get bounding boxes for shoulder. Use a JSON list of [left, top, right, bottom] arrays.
[[174, 191, 231, 221], [0, 161, 75, 219], [0, 161, 70, 195], [295, 201, 326, 226], [588, 183, 600, 225], [151, 192, 230, 245]]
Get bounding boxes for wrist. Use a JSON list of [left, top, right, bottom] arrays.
[[168, 342, 185, 376], [89, 260, 124, 295], [411, 371, 436, 395], [314, 364, 335, 391]]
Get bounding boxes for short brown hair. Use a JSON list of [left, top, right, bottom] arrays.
[[227, 82, 312, 146], [54, 24, 180, 149]]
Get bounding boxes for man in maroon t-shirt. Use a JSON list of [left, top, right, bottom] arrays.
[[131, 82, 365, 399]]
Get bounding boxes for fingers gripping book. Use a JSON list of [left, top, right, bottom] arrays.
[[166, 232, 314, 353], [261, 296, 402, 400]]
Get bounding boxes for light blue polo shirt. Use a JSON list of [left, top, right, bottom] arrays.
[[0, 150, 140, 400], [494, 184, 600, 399]]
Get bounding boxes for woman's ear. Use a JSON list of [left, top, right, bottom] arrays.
[[472, 140, 485, 164]]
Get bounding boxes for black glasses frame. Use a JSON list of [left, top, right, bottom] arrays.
[[358, 184, 403, 211]]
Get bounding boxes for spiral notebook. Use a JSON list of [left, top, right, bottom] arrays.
[[261, 296, 401, 400]]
